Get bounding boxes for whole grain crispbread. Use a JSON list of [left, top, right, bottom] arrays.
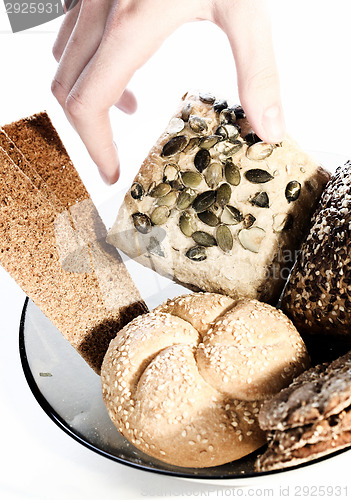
[[255, 350, 351, 471], [258, 351, 351, 432], [0, 113, 148, 373], [3, 111, 88, 208]]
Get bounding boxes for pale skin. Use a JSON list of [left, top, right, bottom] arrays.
[[52, 0, 285, 184]]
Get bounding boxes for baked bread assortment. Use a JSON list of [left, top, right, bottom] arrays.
[[107, 93, 329, 304], [101, 292, 310, 468], [282, 162, 351, 339], [0, 113, 147, 373], [255, 350, 351, 471], [2, 98, 351, 473]]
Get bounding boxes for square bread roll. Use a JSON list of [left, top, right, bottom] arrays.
[[107, 93, 330, 303]]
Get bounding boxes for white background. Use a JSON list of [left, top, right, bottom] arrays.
[[1, 1, 351, 498]]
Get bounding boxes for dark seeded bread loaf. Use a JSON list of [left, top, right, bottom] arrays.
[[282, 162, 351, 339]]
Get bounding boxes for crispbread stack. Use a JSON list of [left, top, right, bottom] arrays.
[[0, 113, 147, 373], [255, 351, 351, 471]]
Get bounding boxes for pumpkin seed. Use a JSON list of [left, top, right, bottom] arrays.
[[161, 135, 188, 156], [163, 163, 179, 182], [245, 169, 274, 184], [216, 140, 243, 157], [243, 213, 256, 229], [205, 162, 223, 189], [197, 210, 220, 227], [221, 205, 243, 225], [199, 135, 221, 150], [285, 181, 301, 203], [216, 224, 233, 252], [273, 213, 293, 232], [180, 171, 203, 189], [192, 190, 216, 213], [244, 131, 261, 145], [177, 189, 196, 210], [194, 149, 211, 172], [132, 213, 152, 234], [232, 105, 245, 119], [215, 125, 228, 140], [183, 136, 200, 154], [186, 246, 207, 262], [216, 183, 232, 207], [246, 142, 274, 161], [219, 108, 237, 125], [238, 227, 266, 253], [149, 182, 172, 198], [156, 190, 177, 207], [199, 92, 216, 104], [189, 115, 208, 133], [192, 231, 217, 247], [181, 103, 192, 122], [147, 237, 165, 257], [150, 206, 170, 225], [213, 100, 228, 113], [170, 177, 184, 191], [167, 117, 185, 135], [224, 160, 241, 186], [130, 182, 144, 200], [224, 124, 240, 141], [179, 212, 195, 237], [250, 191, 269, 208], [147, 181, 156, 194]]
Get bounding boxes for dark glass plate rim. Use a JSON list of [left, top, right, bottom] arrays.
[[18, 297, 351, 481]]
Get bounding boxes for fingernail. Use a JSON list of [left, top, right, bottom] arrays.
[[262, 105, 286, 143], [99, 169, 114, 185], [98, 143, 120, 185]]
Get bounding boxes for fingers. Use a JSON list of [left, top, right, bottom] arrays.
[[62, 0, 196, 183], [213, 0, 285, 143], [52, 0, 81, 62], [52, 0, 111, 107]]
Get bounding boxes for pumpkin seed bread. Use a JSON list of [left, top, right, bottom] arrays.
[[0, 114, 147, 372], [107, 93, 330, 303], [255, 350, 351, 471], [101, 292, 309, 468], [282, 162, 351, 338]]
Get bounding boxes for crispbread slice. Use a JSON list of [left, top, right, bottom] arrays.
[[0, 128, 91, 272], [255, 351, 351, 471], [259, 351, 351, 432], [256, 429, 351, 471], [0, 145, 147, 372], [0, 128, 64, 211], [3, 111, 88, 208]]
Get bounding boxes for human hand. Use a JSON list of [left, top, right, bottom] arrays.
[[52, 0, 285, 185]]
